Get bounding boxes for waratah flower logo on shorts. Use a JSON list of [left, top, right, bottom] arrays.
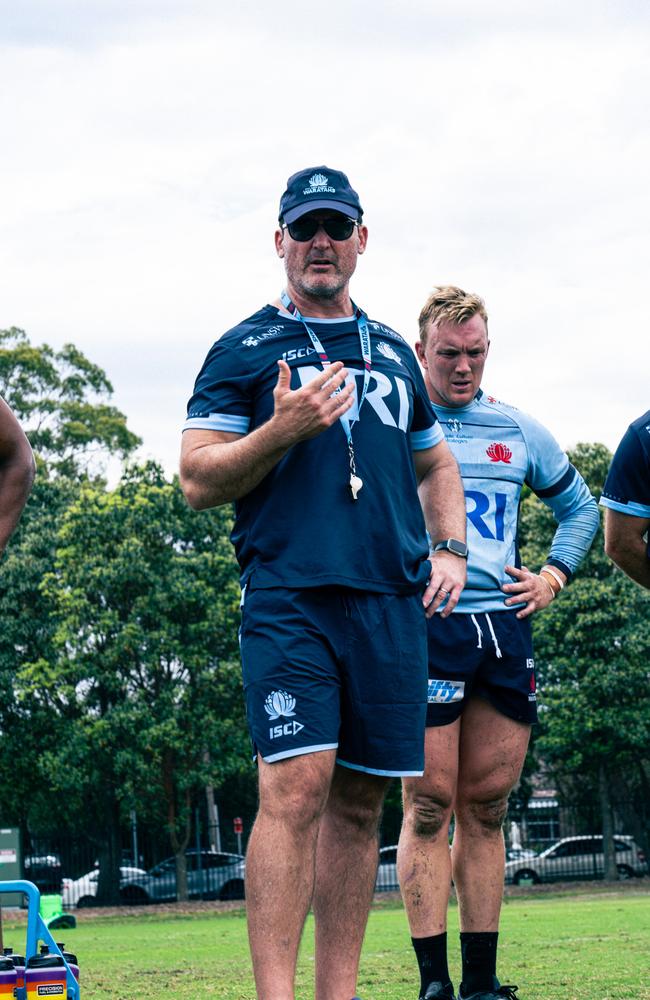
[[264, 690, 297, 720]]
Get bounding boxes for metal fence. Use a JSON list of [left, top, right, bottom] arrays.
[[19, 798, 648, 907]]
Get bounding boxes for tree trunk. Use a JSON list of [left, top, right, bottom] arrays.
[[599, 763, 618, 881], [96, 792, 123, 904], [204, 749, 221, 852]]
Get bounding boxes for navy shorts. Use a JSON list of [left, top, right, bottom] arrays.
[[426, 609, 537, 726], [239, 585, 428, 776]]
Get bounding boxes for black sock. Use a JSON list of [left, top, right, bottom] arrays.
[[460, 931, 498, 994], [412, 933, 451, 995]]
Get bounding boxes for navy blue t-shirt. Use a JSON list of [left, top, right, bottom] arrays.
[[184, 305, 443, 593], [601, 409, 650, 518]]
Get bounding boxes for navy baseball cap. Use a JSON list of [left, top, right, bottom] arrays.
[[279, 166, 363, 224]]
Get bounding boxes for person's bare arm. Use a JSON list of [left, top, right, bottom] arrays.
[[604, 508, 650, 589], [0, 397, 35, 553], [414, 438, 467, 617], [180, 360, 354, 509]]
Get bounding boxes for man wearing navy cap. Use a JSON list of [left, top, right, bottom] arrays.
[[180, 167, 467, 1000], [601, 409, 650, 588]]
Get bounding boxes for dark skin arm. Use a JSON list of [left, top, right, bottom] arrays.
[[0, 397, 35, 553]]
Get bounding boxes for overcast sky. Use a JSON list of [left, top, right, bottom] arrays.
[[1, 1, 648, 476]]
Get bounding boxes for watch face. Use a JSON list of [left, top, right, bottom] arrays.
[[435, 539, 468, 557]]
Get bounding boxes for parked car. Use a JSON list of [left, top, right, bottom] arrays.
[[24, 854, 63, 893], [119, 850, 245, 904], [62, 866, 148, 908], [506, 847, 537, 862], [505, 835, 647, 884], [375, 845, 399, 892]]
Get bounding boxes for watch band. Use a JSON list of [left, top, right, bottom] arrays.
[[432, 538, 469, 559]]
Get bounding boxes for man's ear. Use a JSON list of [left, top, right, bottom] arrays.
[[275, 229, 284, 258], [415, 341, 427, 367]]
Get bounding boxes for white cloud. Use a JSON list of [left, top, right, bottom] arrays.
[[0, 1, 648, 475]]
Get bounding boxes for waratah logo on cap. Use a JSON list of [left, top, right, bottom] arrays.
[[377, 341, 402, 365], [264, 690, 296, 720], [304, 172, 335, 195], [486, 442, 512, 463]]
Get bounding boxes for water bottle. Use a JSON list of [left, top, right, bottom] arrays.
[[4, 947, 24, 999], [56, 943, 79, 997], [0, 956, 17, 996], [25, 948, 66, 997]]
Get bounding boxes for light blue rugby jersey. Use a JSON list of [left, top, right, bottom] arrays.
[[433, 390, 599, 613]]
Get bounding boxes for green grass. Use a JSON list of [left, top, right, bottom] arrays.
[[4, 889, 649, 998]]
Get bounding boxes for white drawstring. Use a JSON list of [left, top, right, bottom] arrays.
[[470, 614, 483, 649], [485, 613, 503, 658]]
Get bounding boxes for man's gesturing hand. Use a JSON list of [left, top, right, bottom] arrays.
[[271, 360, 355, 445]]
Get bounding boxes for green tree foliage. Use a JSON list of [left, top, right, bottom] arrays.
[[21, 464, 248, 901], [0, 328, 140, 837], [519, 443, 650, 866], [0, 326, 140, 475]]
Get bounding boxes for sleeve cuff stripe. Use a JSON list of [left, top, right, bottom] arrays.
[[183, 414, 250, 433], [411, 426, 444, 450], [600, 497, 650, 517]]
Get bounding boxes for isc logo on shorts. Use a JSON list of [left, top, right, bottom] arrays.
[[269, 721, 305, 740], [428, 679, 465, 704]]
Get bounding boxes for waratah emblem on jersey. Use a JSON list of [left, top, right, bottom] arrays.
[[377, 341, 402, 364], [264, 690, 297, 720], [486, 442, 512, 463]]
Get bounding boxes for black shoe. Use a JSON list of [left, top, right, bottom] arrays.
[[458, 979, 518, 1000], [420, 982, 455, 1000]]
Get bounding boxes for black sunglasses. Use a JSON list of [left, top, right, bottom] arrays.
[[282, 216, 358, 242]]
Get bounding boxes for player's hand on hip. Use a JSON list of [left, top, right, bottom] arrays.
[[422, 552, 466, 619], [502, 564, 554, 619], [271, 360, 355, 445]]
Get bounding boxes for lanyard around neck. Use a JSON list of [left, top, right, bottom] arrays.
[[279, 290, 372, 442]]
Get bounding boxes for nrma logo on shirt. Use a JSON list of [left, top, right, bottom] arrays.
[[296, 365, 410, 431], [428, 679, 465, 704]]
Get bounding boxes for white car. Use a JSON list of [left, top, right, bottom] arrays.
[[505, 835, 647, 884], [62, 866, 147, 907]]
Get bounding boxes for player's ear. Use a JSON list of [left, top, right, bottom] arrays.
[[357, 224, 368, 254], [275, 228, 285, 258], [415, 341, 427, 367]]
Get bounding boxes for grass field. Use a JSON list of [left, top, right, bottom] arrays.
[[4, 887, 649, 999]]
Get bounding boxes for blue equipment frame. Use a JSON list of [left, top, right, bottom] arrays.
[[0, 879, 80, 999]]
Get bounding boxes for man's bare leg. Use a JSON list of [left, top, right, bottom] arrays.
[[246, 749, 336, 1000], [313, 765, 390, 1000], [452, 697, 531, 931], [398, 722, 460, 937]]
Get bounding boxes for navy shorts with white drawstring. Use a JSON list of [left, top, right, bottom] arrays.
[[426, 609, 538, 726]]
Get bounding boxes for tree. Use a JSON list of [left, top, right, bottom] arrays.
[[0, 327, 139, 475], [0, 329, 140, 839], [519, 443, 650, 876], [25, 464, 248, 902]]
